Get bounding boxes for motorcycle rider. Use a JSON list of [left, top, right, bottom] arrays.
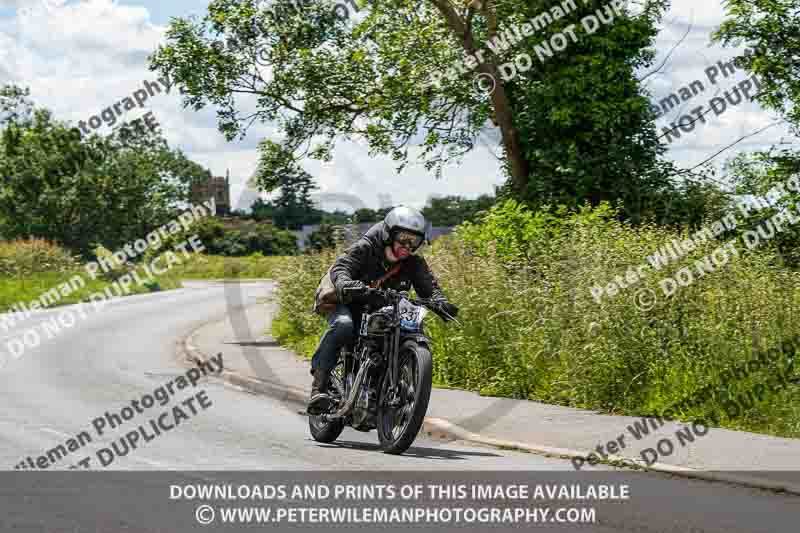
[[307, 206, 459, 415]]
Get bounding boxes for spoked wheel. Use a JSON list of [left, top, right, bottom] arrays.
[[377, 342, 432, 455], [308, 359, 346, 443]]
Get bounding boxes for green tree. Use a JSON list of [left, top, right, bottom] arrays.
[[0, 84, 212, 256], [320, 209, 351, 225], [698, 0, 800, 258], [422, 193, 496, 226], [353, 208, 379, 223], [305, 223, 336, 251], [251, 168, 322, 229], [249, 198, 274, 221], [271, 168, 320, 229], [149, 0, 678, 217]]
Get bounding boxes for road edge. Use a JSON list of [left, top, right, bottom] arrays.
[[175, 312, 800, 497]]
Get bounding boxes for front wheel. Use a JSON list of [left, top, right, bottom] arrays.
[[376, 342, 432, 455]]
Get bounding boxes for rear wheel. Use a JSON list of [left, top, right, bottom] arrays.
[[376, 342, 432, 455], [308, 359, 346, 443]]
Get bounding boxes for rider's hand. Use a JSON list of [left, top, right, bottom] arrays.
[[365, 290, 390, 310], [340, 281, 367, 304]]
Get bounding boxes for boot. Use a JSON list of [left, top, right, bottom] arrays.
[[307, 368, 332, 415]]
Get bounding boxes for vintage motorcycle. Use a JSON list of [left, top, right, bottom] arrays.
[[308, 286, 455, 454]]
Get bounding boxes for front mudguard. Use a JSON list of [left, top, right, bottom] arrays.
[[399, 333, 431, 352]]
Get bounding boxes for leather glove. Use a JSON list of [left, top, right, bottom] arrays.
[[364, 290, 391, 310], [339, 281, 367, 304]]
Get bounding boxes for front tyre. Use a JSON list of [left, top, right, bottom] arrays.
[[377, 342, 432, 455]]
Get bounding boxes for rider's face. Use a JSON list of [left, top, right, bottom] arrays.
[[392, 231, 422, 260], [392, 240, 412, 259]]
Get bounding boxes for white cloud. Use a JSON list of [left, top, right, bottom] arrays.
[[641, 0, 795, 180]]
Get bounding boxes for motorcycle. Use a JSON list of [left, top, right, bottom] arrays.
[[308, 286, 455, 454]]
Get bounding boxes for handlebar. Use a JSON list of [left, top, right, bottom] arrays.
[[342, 286, 439, 308], [342, 285, 460, 324]]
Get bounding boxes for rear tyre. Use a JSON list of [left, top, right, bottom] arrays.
[[308, 359, 345, 443], [376, 342, 432, 455]]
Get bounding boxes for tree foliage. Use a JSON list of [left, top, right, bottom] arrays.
[[422, 193, 495, 226], [149, 0, 683, 219], [0, 84, 212, 256], [725, 147, 800, 266], [248, 167, 322, 229]]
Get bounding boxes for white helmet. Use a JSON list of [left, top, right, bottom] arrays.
[[383, 205, 428, 250]]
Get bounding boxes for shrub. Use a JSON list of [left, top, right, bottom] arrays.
[[91, 244, 132, 281], [305, 224, 336, 252], [270, 248, 336, 356], [150, 217, 298, 257], [0, 238, 80, 276], [455, 200, 584, 264]]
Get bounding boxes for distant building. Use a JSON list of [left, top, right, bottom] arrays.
[[191, 171, 231, 215]]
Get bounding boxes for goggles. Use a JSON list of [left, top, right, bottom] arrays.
[[393, 230, 424, 249]]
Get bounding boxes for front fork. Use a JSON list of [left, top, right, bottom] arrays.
[[386, 323, 403, 408]]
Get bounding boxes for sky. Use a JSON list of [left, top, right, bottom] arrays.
[[0, 0, 795, 212]]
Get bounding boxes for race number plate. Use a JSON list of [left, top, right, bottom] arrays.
[[398, 298, 420, 331]]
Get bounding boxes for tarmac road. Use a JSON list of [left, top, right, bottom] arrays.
[[0, 281, 797, 532]]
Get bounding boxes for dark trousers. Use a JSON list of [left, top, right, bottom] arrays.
[[311, 304, 359, 373]]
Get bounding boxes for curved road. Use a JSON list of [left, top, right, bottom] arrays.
[[0, 281, 798, 532]]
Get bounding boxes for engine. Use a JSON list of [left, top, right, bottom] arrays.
[[347, 363, 380, 431]]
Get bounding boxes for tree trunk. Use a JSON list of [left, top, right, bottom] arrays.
[[428, 0, 530, 198]]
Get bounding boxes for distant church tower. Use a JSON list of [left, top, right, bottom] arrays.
[[191, 169, 231, 215]]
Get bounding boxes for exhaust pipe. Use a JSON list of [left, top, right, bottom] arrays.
[[322, 359, 372, 421]]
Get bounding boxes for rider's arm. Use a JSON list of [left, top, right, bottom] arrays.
[[329, 238, 371, 304], [410, 256, 459, 321], [409, 256, 446, 301]]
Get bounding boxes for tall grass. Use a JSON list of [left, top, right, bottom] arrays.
[[270, 203, 800, 439], [0, 236, 287, 313], [270, 249, 337, 357], [0, 238, 80, 276], [156, 253, 285, 281]]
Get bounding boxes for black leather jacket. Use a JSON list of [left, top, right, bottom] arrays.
[[330, 222, 447, 305]]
